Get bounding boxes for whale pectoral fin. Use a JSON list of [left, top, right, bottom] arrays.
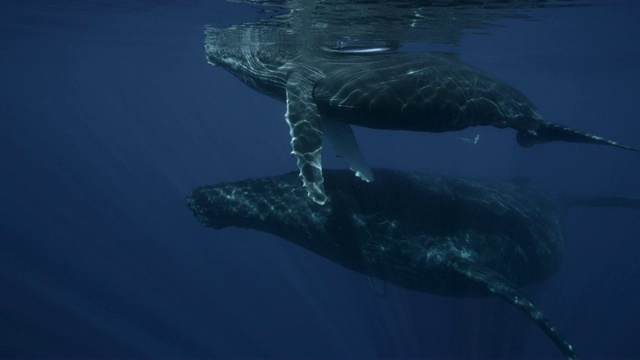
[[451, 260, 576, 360], [285, 72, 327, 205], [323, 118, 374, 182]]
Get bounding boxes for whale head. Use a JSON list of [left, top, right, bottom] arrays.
[[204, 24, 299, 97]]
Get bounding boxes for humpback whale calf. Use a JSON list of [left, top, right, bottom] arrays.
[[205, 25, 639, 204], [186, 168, 640, 359]]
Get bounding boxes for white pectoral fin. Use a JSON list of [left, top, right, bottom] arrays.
[[323, 118, 374, 182], [285, 72, 327, 205], [450, 259, 576, 360]]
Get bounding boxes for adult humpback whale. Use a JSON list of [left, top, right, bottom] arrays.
[[186, 168, 640, 359], [205, 24, 638, 204]]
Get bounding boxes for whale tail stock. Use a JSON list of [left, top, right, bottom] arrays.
[[516, 121, 639, 151], [555, 193, 640, 219], [564, 195, 640, 209]]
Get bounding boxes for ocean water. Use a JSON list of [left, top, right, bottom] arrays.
[[1, 0, 639, 358]]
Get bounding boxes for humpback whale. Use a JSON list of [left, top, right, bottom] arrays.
[[205, 25, 639, 204], [186, 168, 640, 359]]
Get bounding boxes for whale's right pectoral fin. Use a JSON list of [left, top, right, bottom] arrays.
[[323, 118, 374, 182], [285, 72, 327, 205], [451, 260, 576, 360]]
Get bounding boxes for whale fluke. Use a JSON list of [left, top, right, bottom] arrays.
[[517, 121, 639, 151]]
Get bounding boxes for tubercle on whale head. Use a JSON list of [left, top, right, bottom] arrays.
[[204, 27, 247, 70], [204, 27, 240, 69], [205, 55, 218, 67]]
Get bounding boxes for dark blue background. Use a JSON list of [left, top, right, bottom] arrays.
[[1, 1, 639, 358]]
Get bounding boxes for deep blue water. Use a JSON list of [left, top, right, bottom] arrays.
[[1, 1, 639, 358]]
